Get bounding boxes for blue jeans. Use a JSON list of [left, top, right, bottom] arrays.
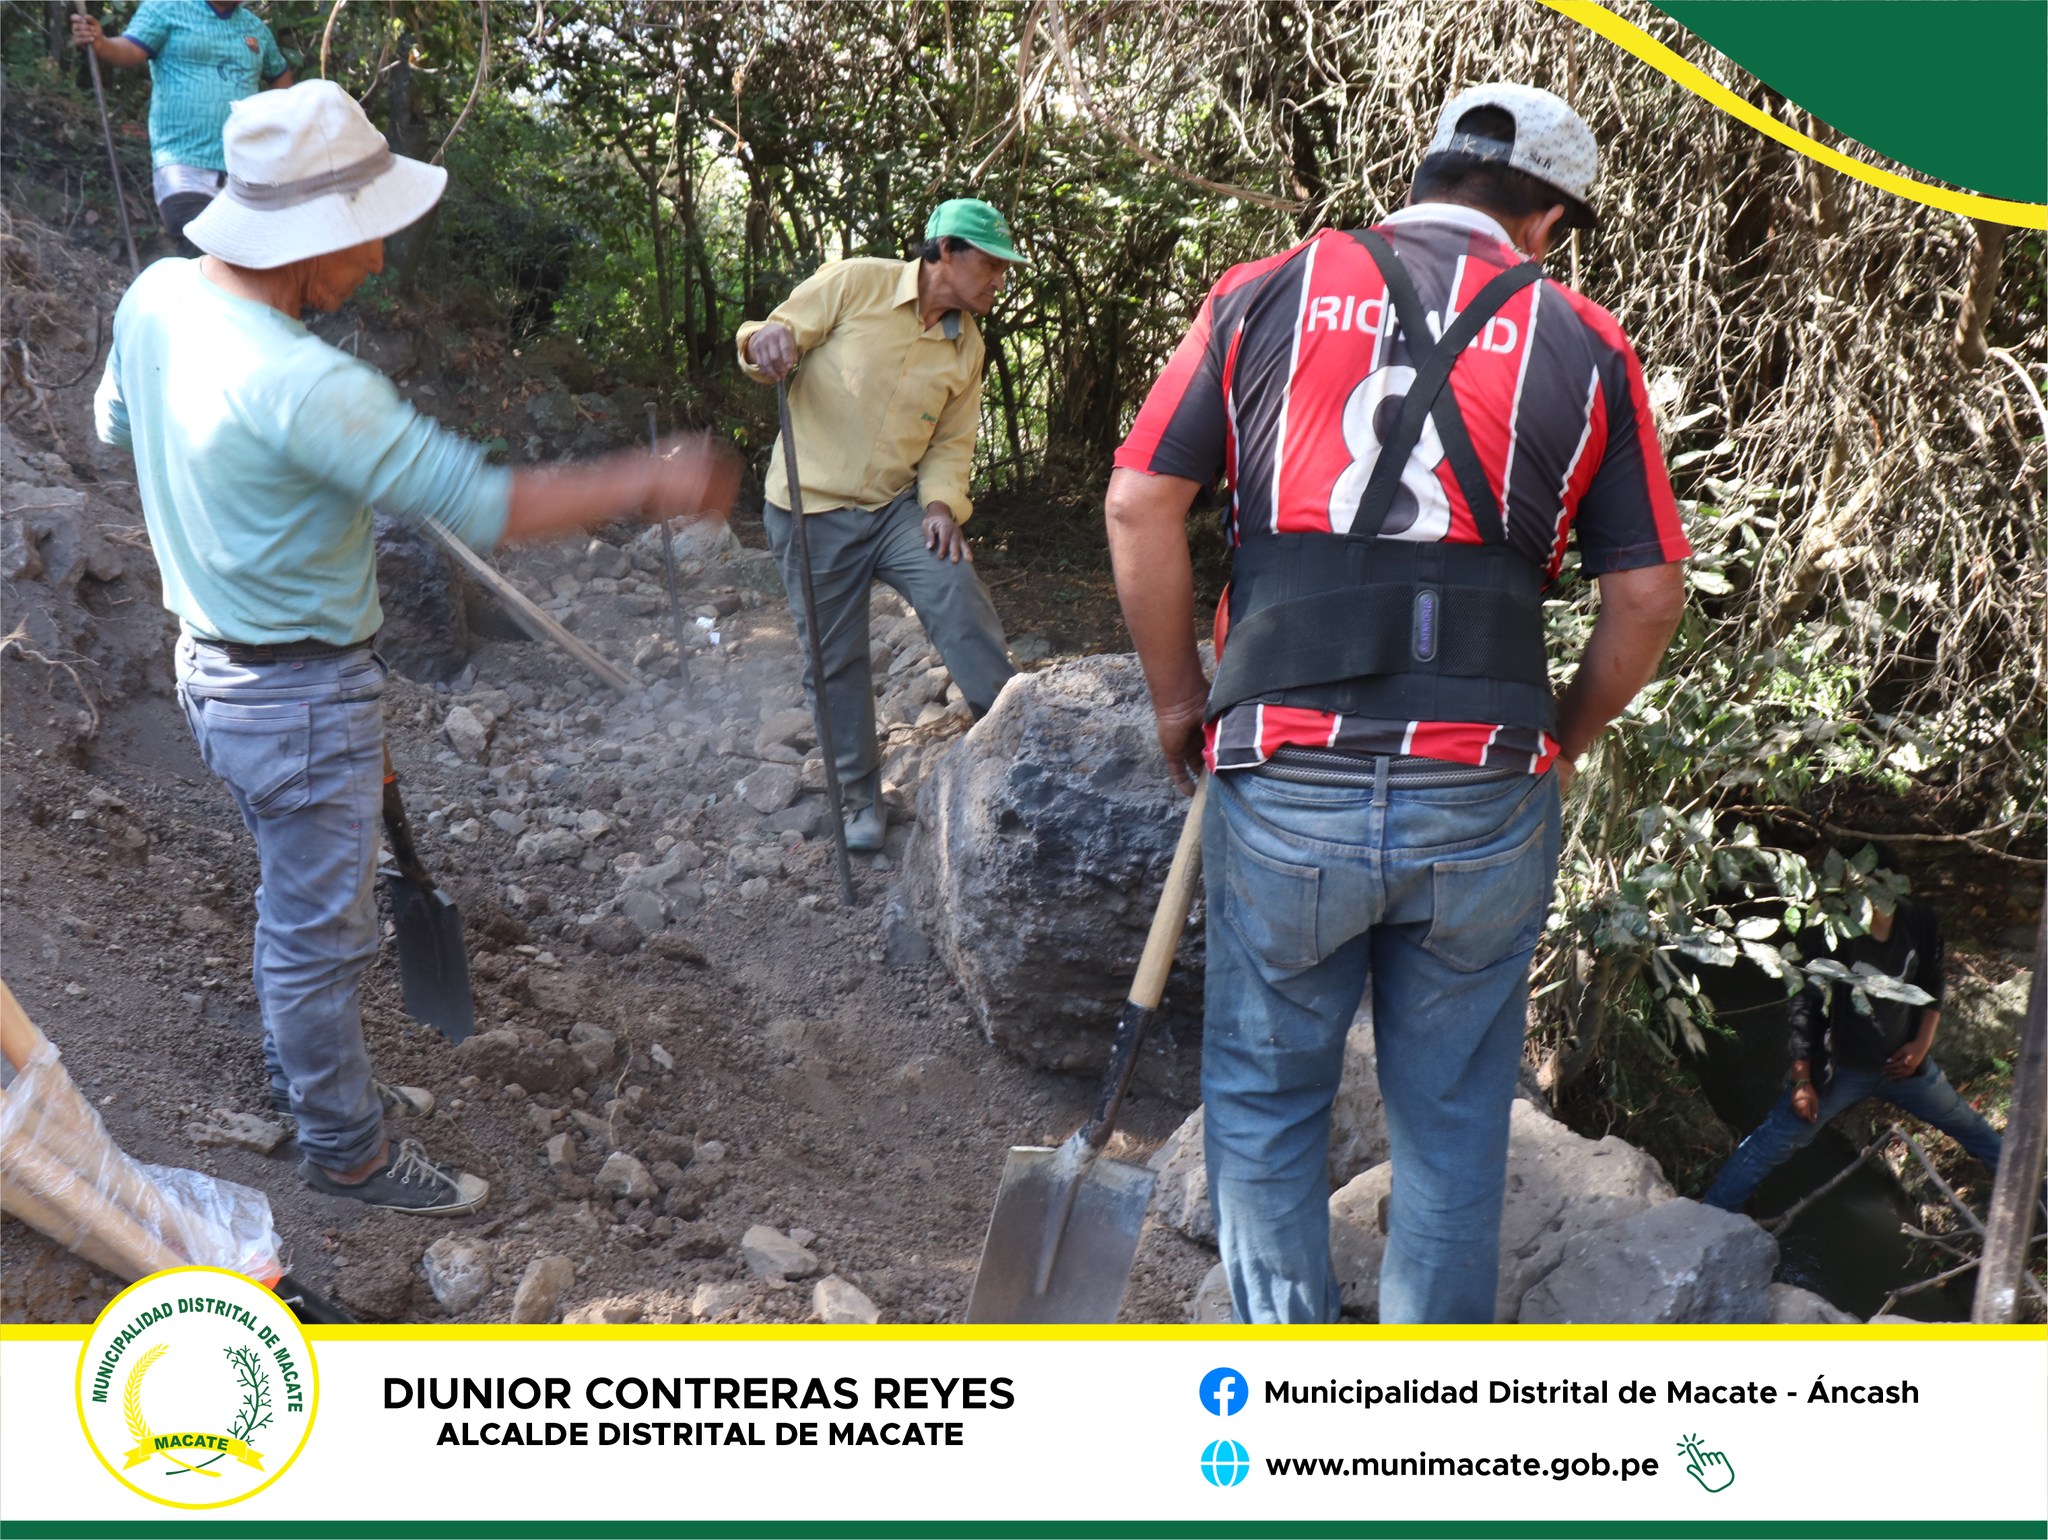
[[1202, 764, 1561, 1324], [1701, 1059, 2003, 1211], [176, 636, 388, 1172]]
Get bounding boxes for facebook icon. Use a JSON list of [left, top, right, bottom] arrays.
[[1199, 1367, 1247, 1417]]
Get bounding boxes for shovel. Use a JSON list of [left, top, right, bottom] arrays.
[[965, 776, 1208, 1323], [378, 743, 474, 1043]]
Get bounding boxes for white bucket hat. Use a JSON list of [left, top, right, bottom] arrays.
[[185, 80, 446, 269]]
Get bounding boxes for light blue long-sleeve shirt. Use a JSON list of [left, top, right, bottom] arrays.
[[96, 259, 510, 647]]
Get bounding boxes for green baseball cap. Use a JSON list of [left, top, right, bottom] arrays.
[[925, 198, 1025, 263]]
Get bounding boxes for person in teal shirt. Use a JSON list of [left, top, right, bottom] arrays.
[[72, 1, 293, 250], [96, 80, 740, 1217]]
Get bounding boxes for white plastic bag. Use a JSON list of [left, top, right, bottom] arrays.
[[0, 1039, 283, 1285]]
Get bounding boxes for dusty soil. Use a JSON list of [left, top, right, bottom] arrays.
[[0, 202, 1212, 1328]]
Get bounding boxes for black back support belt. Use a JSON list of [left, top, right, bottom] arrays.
[[1207, 231, 1555, 733], [1207, 537, 1555, 728]]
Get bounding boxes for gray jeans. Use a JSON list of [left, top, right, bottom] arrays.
[[175, 636, 387, 1171], [762, 488, 1014, 808]]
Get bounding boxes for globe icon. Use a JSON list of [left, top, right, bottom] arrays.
[[1201, 1439, 1251, 1487]]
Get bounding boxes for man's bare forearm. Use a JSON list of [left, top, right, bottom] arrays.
[[1105, 467, 1206, 709], [1553, 562, 1687, 764], [504, 436, 739, 545], [1106, 467, 1210, 789], [505, 458, 654, 543]]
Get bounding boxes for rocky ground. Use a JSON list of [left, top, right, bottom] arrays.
[[0, 200, 1209, 1327], [1, 445, 1217, 1326], [4, 194, 2034, 1330]]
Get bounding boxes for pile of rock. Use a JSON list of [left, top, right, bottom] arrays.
[[368, 525, 1005, 973], [1165, 1081, 1813, 1324]]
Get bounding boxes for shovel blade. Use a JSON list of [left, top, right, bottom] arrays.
[[382, 869, 475, 1043], [964, 1145, 1157, 1324]]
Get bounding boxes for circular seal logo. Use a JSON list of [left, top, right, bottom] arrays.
[[75, 1267, 318, 1508]]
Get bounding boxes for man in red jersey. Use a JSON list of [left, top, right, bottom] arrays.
[[1106, 85, 1689, 1323]]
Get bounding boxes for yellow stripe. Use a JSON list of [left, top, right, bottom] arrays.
[[7, 1324, 2043, 1344], [1537, 0, 2048, 229]]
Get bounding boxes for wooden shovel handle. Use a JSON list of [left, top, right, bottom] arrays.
[[1076, 777, 1209, 1154], [1128, 777, 1208, 1012], [2, 1128, 184, 1279], [3, 979, 187, 1274], [423, 516, 638, 694], [1, 978, 47, 1073]]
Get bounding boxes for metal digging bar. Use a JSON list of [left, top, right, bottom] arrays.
[[72, 0, 140, 276], [775, 379, 858, 908], [648, 404, 693, 697]]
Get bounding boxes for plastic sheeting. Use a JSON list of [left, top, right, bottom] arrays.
[[0, 1039, 283, 1285]]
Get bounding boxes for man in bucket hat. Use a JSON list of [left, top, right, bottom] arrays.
[[1107, 85, 1688, 1321], [736, 198, 1023, 852], [95, 81, 740, 1217]]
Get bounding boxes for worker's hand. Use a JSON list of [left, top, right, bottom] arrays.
[[746, 322, 798, 381], [1152, 690, 1209, 796], [1883, 1041, 1929, 1080], [923, 507, 971, 563], [1791, 1083, 1819, 1122], [71, 13, 104, 47], [644, 432, 742, 526], [1554, 757, 1576, 799]]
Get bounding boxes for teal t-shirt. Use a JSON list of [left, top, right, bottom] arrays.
[[122, 1, 289, 172], [95, 260, 511, 647]]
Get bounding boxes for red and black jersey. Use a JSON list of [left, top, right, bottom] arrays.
[[1115, 205, 1689, 773]]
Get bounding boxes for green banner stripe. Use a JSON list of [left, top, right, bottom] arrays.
[[5, 1524, 2042, 1538], [1654, 0, 2047, 203]]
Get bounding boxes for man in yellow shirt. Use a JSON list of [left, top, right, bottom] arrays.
[[736, 199, 1021, 851]]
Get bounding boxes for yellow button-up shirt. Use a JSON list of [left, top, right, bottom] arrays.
[[737, 258, 984, 524]]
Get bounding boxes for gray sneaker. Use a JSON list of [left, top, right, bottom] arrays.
[[844, 798, 886, 853], [299, 1137, 488, 1216]]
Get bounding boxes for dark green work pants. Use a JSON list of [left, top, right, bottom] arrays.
[[762, 487, 1014, 811]]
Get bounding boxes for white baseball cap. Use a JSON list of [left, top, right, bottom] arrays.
[[1425, 83, 1599, 228], [185, 80, 447, 268]]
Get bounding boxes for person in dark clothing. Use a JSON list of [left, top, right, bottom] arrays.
[[1701, 893, 2003, 1211]]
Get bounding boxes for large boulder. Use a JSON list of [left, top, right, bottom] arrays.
[[1518, 1199, 1779, 1324], [1328, 1099, 1673, 1321], [1934, 969, 2030, 1085], [902, 655, 1201, 1069], [1150, 1011, 1390, 1244]]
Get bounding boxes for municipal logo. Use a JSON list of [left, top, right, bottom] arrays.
[[1199, 1366, 1247, 1416], [1201, 1438, 1251, 1487], [76, 1267, 318, 1508]]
